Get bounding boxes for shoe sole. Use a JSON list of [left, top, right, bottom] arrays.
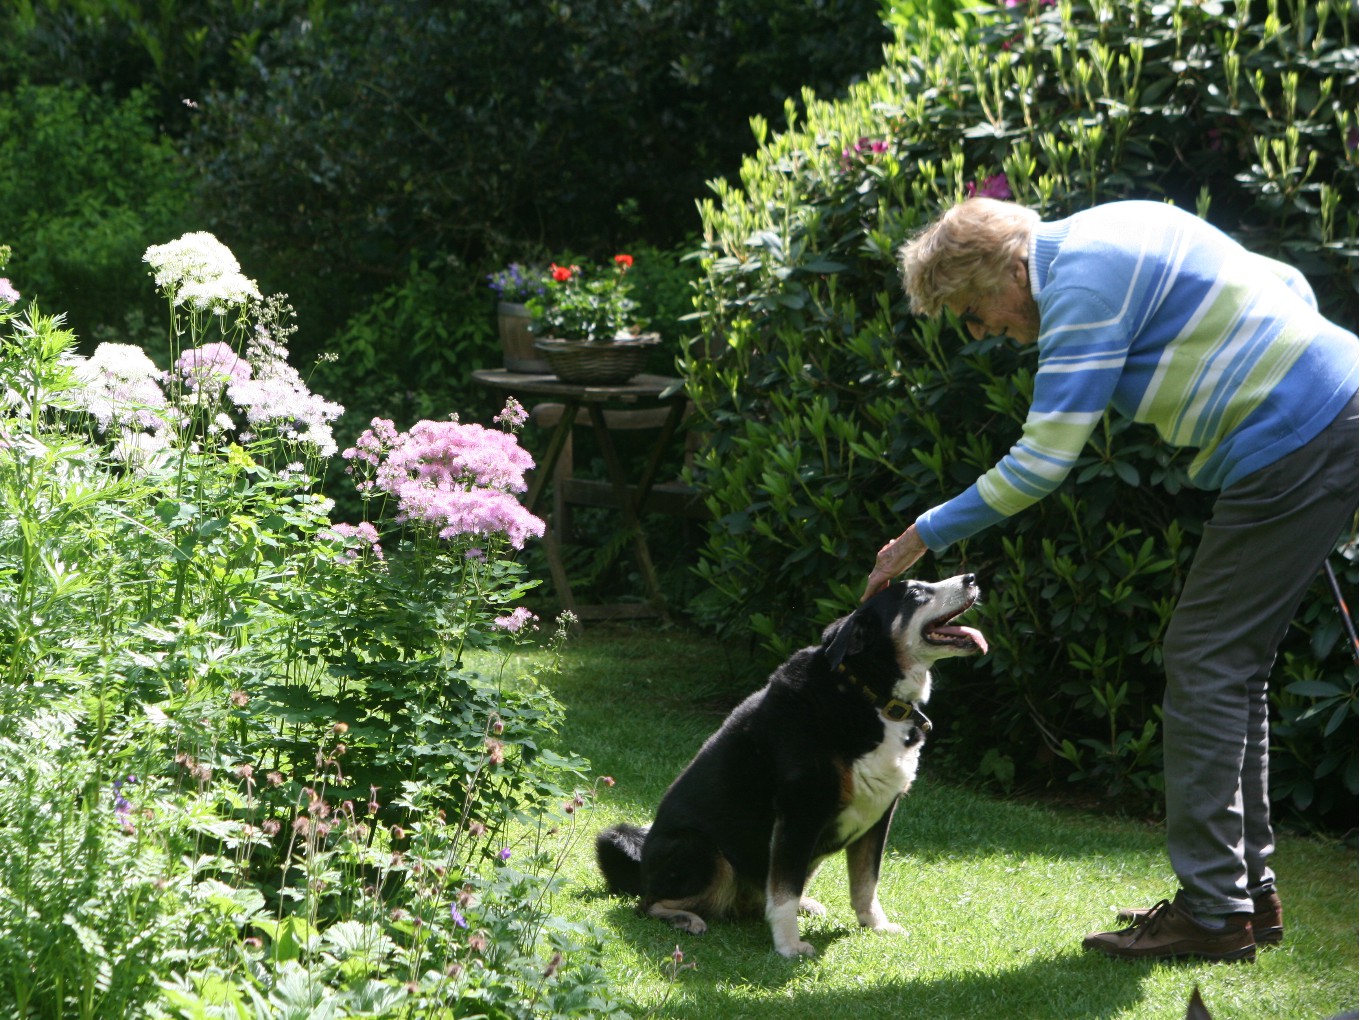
[[1087, 943, 1257, 964]]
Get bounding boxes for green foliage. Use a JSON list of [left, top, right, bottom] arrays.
[[0, 84, 193, 343], [312, 255, 500, 523], [680, 0, 1358, 819], [169, 0, 886, 337], [0, 240, 621, 1016]]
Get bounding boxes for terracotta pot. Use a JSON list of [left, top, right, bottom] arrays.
[[497, 301, 551, 373]]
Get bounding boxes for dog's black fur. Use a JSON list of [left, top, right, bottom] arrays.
[[595, 576, 986, 956]]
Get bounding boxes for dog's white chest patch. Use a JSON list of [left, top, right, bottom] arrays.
[[833, 720, 922, 846]]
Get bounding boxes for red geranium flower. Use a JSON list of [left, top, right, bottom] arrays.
[[613, 254, 634, 269], [549, 263, 575, 283]]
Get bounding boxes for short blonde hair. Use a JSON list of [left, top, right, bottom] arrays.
[[898, 198, 1041, 316]]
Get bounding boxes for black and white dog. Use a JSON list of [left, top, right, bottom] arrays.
[[595, 576, 987, 957]]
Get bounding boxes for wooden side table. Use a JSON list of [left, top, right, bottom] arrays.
[[471, 369, 689, 622]]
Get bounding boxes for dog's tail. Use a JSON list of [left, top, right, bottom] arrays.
[[595, 823, 648, 896]]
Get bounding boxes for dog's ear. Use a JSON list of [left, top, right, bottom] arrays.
[[823, 606, 878, 670]]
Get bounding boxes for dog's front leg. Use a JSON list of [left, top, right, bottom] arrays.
[[846, 799, 903, 934], [766, 816, 821, 957]]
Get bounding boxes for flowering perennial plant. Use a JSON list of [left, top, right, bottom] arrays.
[[486, 262, 547, 304], [966, 172, 1014, 200], [144, 231, 262, 313], [526, 253, 645, 341], [68, 342, 174, 434], [175, 341, 250, 396], [0, 231, 614, 1017], [344, 415, 544, 548]]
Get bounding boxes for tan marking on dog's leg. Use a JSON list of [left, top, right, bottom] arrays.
[[644, 854, 740, 936], [846, 838, 902, 933]]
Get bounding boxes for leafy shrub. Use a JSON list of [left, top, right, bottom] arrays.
[[0, 84, 193, 344], [169, 0, 888, 337], [679, 0, 1358, 822]]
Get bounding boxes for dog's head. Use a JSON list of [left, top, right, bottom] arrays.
[[822, 575, 988, 678]]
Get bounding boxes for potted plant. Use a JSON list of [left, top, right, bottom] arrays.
[[487, 262, 550, 372], [526, 254, 659, 384]]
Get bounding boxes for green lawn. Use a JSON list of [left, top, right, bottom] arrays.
[[508, 623, 1358, 1020]]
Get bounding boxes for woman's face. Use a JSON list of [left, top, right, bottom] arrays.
[[945, 255, 1041, 345]]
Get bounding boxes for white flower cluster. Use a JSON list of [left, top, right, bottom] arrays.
[[227, 327, 344, 458], [68, 343, 173, 434], [143, 231, 262, 313]]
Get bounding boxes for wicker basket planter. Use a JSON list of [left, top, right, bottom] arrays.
[[533, 334, 660, 385]]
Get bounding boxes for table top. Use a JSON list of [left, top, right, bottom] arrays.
[[472, 369, 685, 403]]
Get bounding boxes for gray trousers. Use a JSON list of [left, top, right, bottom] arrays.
[[1162, 391, 1358, 916]]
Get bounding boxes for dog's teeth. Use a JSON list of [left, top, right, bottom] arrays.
[[928, 625, 988, 654]]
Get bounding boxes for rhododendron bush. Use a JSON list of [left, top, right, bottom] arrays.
[[0, 238, 624, 1017]]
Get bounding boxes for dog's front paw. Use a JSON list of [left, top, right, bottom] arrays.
[[798, 896, 827, 917], [866, 920, 905, 935], [854, 900, 900, 932], [776, 939, 818, 958]]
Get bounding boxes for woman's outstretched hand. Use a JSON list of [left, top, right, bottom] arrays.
[[862, 524, 926, 601]]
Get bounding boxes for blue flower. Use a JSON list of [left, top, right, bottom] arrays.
[[450, 903, 468, 928]]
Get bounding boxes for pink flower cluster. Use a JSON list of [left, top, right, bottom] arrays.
[[343, 417, 545, 549], [175, 340, 343, 456], [493, 397, 528, 430], [176, 342, 251, 395], [840, 136, 890, 171], [325, 521, 384, 562], [493, 607, 538, 633], [966, 173, 1013, 200]]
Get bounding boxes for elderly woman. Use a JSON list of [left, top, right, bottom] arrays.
[[864, 198, 1358, 962]]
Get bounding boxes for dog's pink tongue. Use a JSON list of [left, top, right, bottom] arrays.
[[936, 625, 989, 654]]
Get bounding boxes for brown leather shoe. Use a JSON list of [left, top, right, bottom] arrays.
[[1117, 888, 1282, 946], [1083, 892, 1256, 962]]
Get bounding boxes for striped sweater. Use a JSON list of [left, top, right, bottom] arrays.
[[915, 201, 1359, 553]]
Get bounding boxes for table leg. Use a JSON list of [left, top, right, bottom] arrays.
[[525, 401, 580, 624], [525, 408, 576, 513], [537, 523, 581, 633], [585, 403, 666, 614], [632, 398, 686, 512]]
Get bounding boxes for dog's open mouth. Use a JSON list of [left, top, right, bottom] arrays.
[[923, 600, 988, 654]]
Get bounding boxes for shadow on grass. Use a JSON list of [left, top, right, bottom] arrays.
[[656, 951, 1152, 1020], [589, 883, 1153, 1020]]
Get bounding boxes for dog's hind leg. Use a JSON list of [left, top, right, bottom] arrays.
[[798, 895, 827, 916], [798, 858, 828, 916], [642, 832, 738, 936], [647, 901, 709, 934], [845, 802, 903, 934]]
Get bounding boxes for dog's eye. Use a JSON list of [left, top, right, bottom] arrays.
[[905, 584, 929, 604]]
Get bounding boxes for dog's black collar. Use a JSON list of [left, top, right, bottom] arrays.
[[835, 664, 932, 733]]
